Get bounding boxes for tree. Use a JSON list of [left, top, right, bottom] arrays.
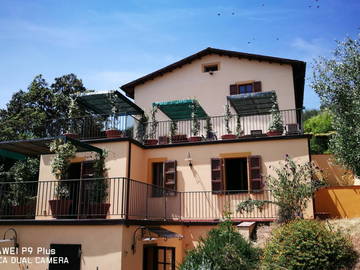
[[312, 34, 360, 176], [304, 110, 334, 154], [237, 156, 325, 223], [303, 109, 320, 121], [179, 214, 261, 270], [0, 73, 89, 141]]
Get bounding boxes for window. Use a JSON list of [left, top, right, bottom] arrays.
[[151, 160, 177, 196], [211, 156, 262, 193], [203, 63, 219, 73], [229, 81, 262, 95], [143, 246, 175, 270]]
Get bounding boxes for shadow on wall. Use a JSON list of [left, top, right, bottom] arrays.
[[314, 187, 360, 218]]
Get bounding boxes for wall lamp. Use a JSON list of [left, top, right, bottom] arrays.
[[185, 152, 193, 167]]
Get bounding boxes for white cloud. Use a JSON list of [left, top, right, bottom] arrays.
[[291, 37, 330, 59]]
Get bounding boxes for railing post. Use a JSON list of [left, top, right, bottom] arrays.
[[125, 178, 130, 220]]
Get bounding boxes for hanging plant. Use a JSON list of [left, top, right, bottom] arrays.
[[50, 139, 77, 199]]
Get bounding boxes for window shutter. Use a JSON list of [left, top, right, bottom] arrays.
[[164, 160, 177, 194], [253, 81, 262, 92], [211, 158, 224, 193], [248, 156, 263, 192], [229, 84, 238, 95]]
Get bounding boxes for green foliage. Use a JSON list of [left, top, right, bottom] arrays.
[[170, 120, 178, 137], [136, 114, 148, 143], [237, 156, 325, 223], [303, 109, 320, 121], [191, 102, 201, 136], [235, 114, 243, 137], [0, 158, 39, 206], [309, 135, 331, 154], [0, 74, 89, 141], [149, 106, 158, 139], [268, 96, 284, 132], [262, 219, 358, 270], [204, 116, 213, 138], [49, 139, 77, 199], [88, 151, 109, 203], [304, 110, 333, 134], [312, 34, 360, 176], [179, 217, 261, 270], [224, 104, 233, 134]]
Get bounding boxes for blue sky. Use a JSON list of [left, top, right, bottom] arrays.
[[0, 0, 359, 110]]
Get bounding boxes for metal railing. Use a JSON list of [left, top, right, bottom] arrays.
[[0, 178, 277, 220], [42, 109, 302, 143]]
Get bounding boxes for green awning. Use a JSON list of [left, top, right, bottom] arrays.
[[0, 136, 102, 156], [77, 90, 144, 116], [0, 149, 26, 160], [227, 91, 278, 115], [153, 99, 207, 120]]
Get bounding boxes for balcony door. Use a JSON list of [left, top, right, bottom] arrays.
[[143, 246, 175, 270], [67, 161, 96, 218]]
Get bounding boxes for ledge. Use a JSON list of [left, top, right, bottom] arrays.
[[0, 218, 275, 226], [82, 134, 310, 149]]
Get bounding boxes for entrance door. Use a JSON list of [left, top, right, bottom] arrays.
[[143, 246, 175, 270], [49, 244, 81, 270]]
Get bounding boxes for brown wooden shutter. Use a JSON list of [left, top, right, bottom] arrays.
[[253, 81, 262, 92], [248, 156, 263, 192], [229, 84, 238, 95], [164, 160, 177, 193], [211, 158, 224, 193]]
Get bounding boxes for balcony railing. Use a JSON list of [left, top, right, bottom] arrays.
[[0, 178, 277, 221], [43, 109, 303, 144]]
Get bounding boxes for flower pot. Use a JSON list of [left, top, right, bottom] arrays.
[[171, 135, 188, 143], [87, 203, 111, 219], [63, 133, 79, 139], [158, 136, 170, 145], [221, 134, 237, 140], [144, 139, 158, 145], [49, 200, 73, 218], [105, 129, 123, 138], [11, 201, 36, 218], [266, 130, 283, 136], [189, 136, 202, 142]]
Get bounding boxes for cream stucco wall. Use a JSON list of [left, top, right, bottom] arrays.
[[0, 225, 123, 270], [133, 54, 296, 119]]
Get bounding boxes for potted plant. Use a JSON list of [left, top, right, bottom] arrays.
[[86, 151, 110, 218], [144, 106, 159, 145], [267, 97, 284, 136], [221, 104, 237, 140], [136, 114, 148, 143], [49, 139, 77, 218], [63, 97, 79, 139], [204, 116, 215, 140], [189, 102, 202, 142], [105, 91, 123, 138], [170, 120, 187, 143], [236, 114, 244, 137]]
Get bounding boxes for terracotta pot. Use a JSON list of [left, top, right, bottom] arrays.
[[158, 136, 170, 145], [11, 201, 36, 218], [105, 129, 123, 138], [266, 130, 283, 136], [87, 203, 111, 219], [171, 135, 188, 143], [49, 200, 73, 218], [189, 136, 202, 142], [221, 134, 237, 140], [63, 133, 79, 139], [144, 139, 158, 145]]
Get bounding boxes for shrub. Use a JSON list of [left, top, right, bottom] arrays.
[[262, 219, 358, 270], [179, 218, 261, 270]]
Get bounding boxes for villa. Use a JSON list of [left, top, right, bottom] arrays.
[[0, 48, 310, 269]]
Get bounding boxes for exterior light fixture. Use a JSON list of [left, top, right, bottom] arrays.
[[185, 152, 193, 167]]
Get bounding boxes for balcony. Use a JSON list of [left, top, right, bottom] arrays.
[[44, 108, 303, 145], [0, 178, 277, 221]]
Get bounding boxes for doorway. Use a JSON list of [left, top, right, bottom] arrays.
[[143, 246, 175, 270]]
